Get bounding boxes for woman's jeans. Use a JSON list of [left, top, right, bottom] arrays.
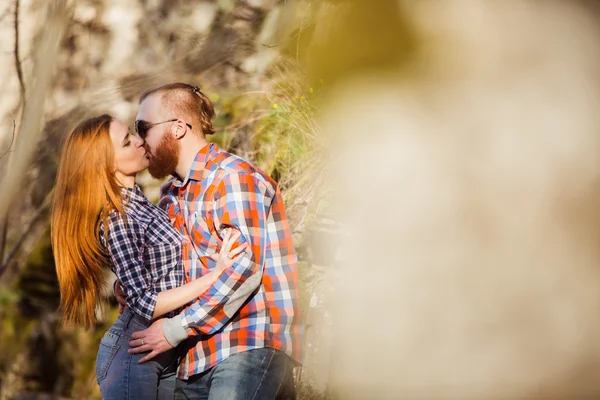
[[96, 308, 178, 400]]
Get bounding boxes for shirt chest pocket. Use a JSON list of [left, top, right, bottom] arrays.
[[186, 210, 219, 255], [182, 188, 222, 256], [144, 216, 182, 248]]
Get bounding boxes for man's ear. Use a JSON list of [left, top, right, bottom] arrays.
[[173, 119, 188, 140]]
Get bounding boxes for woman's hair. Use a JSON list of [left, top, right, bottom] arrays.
[[51, 114, 126, 328]]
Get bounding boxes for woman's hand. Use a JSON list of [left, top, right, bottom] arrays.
[[210, 228, 248, 274], [113, 280, 127, 314]]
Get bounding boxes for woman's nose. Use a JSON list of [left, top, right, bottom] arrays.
[[134, 135, 145, 147]]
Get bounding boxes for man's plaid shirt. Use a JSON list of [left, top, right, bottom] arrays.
[[159, 143, 302, 379], [99, 185, 185, 321]]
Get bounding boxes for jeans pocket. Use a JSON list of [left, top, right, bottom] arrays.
[[96, 330, 121, 384]]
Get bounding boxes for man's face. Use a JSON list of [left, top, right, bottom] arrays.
[[136, 95, 180, 179]]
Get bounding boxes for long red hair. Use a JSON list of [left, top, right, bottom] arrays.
[[51, 114, 126, 328]]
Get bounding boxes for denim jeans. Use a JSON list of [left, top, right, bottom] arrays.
[[96, 308, 179, 400], [174, 348, 296, 400]]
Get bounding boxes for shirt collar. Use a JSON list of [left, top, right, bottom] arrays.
[[174, 142, 219, 187], [119, 184, 146, 203]]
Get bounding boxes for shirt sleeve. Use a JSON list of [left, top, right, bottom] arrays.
[[162, 172, 272, 345], [106, 212, 158, 321]]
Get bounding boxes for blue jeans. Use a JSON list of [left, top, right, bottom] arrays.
[[96, 308, 179, 400], [174, 348, 296, 400]]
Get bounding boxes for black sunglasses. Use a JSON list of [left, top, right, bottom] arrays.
[[134, 119, 192, 139]]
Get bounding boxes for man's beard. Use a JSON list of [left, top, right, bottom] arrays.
[[147, 133, 179, 179]]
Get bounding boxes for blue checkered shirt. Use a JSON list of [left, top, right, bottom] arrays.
[[99, 185, 185, 321]]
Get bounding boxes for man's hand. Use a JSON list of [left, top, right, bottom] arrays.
[[128, 319, 174, 363], [114, 280, 127, 314]]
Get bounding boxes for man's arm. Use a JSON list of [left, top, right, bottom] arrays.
[[162, 172, 273, 346]]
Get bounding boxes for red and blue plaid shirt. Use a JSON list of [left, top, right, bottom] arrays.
[[159, 143, 302, 378]]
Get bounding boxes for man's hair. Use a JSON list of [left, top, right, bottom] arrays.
[[139, 82, 216, 136]]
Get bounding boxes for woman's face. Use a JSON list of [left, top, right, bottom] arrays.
[[110, 119, 149, 182]]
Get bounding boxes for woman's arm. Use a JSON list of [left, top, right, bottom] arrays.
[[151, 229, 248, 319], [106, 213, 160, 321]]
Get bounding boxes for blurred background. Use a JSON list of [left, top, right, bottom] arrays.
[[1, 0, 600, 399]]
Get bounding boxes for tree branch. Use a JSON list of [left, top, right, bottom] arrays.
[[14, 0, 25, 102], [0, 120, 16, 161], [0, 0, 23, 274], [0, 120, 16, 267], [0, 189, 53, 278]]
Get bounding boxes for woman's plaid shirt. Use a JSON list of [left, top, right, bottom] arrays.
[[99, 186, 185, 321], [159, 143, 302, 379]]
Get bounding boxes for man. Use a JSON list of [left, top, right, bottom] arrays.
[[116, 82, 302, 399]]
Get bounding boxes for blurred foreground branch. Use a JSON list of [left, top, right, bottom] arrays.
[[0, 0, 69, 217]]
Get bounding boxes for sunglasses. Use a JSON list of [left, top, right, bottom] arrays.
[[134, 119, 192, 139]]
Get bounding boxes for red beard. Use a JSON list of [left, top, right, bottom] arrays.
[[147, 133, 179, 179]]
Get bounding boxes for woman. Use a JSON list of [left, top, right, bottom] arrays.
[[51, 114, 245, 399]]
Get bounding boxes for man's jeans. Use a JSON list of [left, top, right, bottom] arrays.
[[96, 308, 179, 400], [174, 348, 296, 400]]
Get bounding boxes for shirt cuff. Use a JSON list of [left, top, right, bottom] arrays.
[[133, 291, 158, 322], [162, 314, 189, 347]]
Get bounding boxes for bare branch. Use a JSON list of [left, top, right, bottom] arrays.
[[261, 22, 315, 49], [0, 0, 23, 277], [14, 0, 25, 102], [261, 4, 316, 49], [0, 120, 17, 268], [0, 120, 16, 161], [0, 189, 54, 278]]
